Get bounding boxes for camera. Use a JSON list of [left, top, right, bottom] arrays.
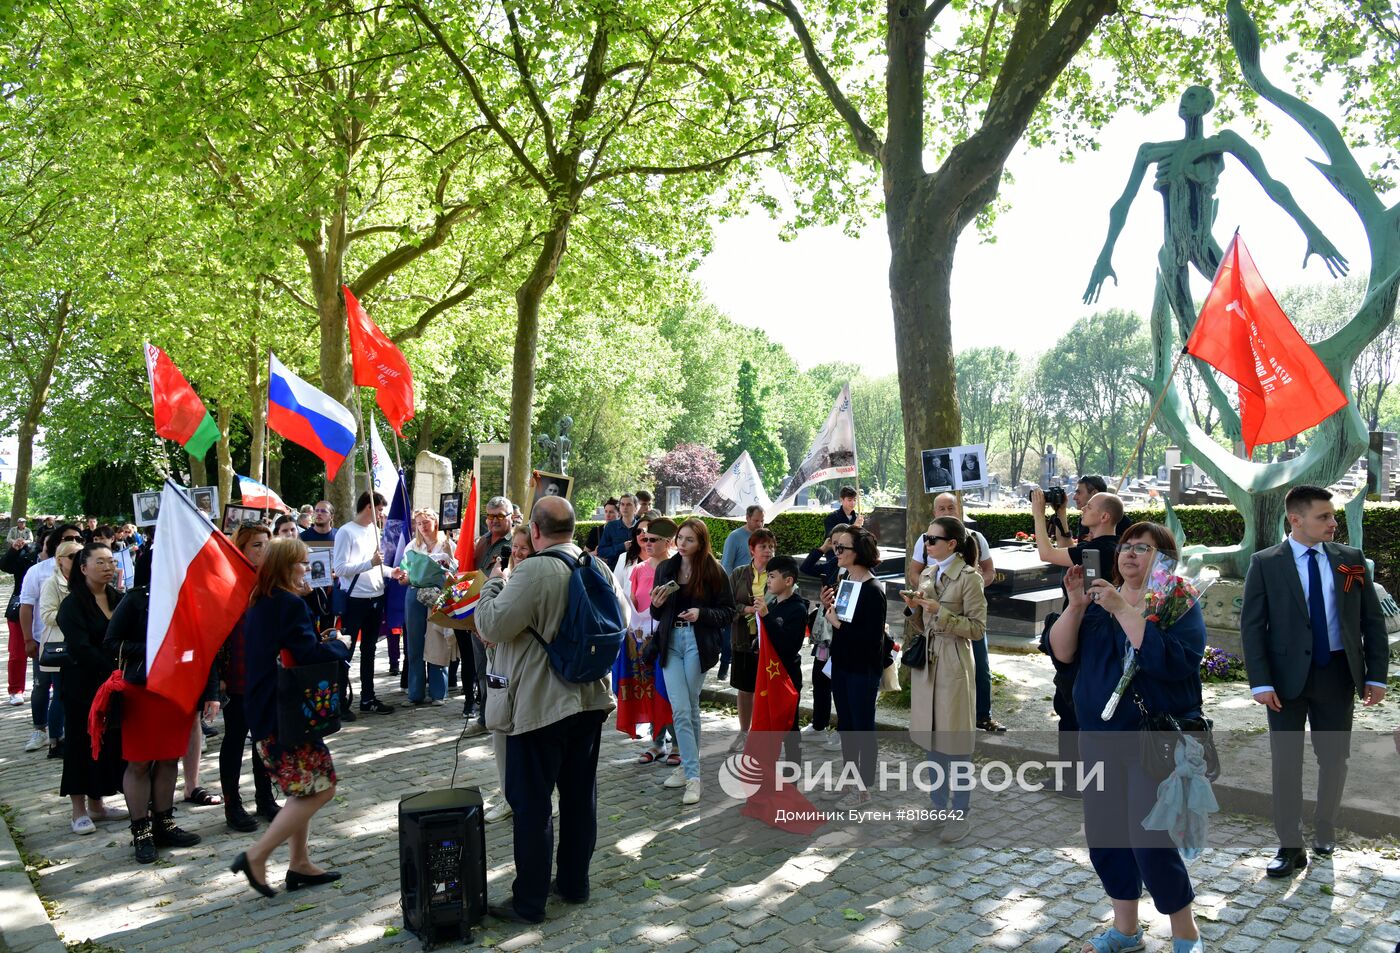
[[1029, 486, 1067, 509]]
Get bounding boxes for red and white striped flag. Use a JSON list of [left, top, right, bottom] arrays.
[[147, 481, 257, 709]]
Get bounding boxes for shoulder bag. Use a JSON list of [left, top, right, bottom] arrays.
[[1135, 694, 1220, 783], [275, 649, 343, 745]]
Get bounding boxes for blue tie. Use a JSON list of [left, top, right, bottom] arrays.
[[1305, 549, 1330, 668]]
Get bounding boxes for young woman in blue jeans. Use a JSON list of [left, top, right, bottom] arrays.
[[650, 518, 735, 807], [823, 526, 887, 808]]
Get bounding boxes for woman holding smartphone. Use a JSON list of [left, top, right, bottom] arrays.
[[823, 526, 886, 807], [650, 518, 734, 805], [903, 517, 986, 842], [232, 538, 351, 898]]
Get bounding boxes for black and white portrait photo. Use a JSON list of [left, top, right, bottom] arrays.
[[133, 491, 162, 527], [921, 450, 954, 494]]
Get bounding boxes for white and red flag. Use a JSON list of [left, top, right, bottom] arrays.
[[146, 480, 257, 709]]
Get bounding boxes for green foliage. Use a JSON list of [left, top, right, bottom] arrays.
[[719, 361, 786, 494], [576, 510, 832, 560]]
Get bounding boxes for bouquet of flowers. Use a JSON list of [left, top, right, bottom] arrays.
[[1101, 554, 1217, 721], [1142, 552, 1217, 631]]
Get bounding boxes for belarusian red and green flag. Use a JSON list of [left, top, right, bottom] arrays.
[[144, 343, 219, 457]]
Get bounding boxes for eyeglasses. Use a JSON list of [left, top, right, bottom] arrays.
[[486, 513, 510, 521], [61, 535, 83, 542], [638, 535, 662, 544], [314, 508, 332, 515], [831, 544, 850, 554], [924, 535, 951, 547], [1115, 542, 1155, 556]]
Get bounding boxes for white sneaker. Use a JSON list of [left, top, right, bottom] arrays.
[[682, 779, 703, 805], [800, 724, 820, 736], [823, 731, 842, 750], [25, 729, 47, 752], [662, 766, 687, 788], [484, 799, 513, 823], [8, 693, 25, 706], [727, 732, 747, 753]]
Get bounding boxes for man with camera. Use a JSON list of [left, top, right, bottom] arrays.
[[1031, 487, 1125, 795], [473, 496, 615, 925], [457, 496, 516, 730]]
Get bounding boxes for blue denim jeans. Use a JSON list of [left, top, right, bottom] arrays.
[[972, 635, 992, 723], [662, 625, 704, 780], [927, 748, 972, 812], [403, 590, 446, 703], [31, 662, 63, 738]]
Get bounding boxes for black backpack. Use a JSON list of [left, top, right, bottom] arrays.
[[528, 550, 627, 683]]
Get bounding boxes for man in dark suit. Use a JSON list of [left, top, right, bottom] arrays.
[[1241, 484, 1389, 878]]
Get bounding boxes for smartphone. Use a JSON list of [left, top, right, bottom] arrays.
[[498, 552, 511, 571], [487, 672, 508, 690], [656, 579, 681, 598], [1081, 550, 1103, 592], [899, 589, 919, 599]]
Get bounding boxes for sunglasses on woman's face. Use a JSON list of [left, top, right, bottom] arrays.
[[831, 544, 850, 554], [924, 535, 950, 547]]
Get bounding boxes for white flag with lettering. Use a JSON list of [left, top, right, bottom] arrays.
[[696, 451, 773, 518], [769, 384, 858, 516]]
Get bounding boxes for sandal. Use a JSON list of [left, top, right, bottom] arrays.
[[665, 753, 681, 767], [638, 749, 661, 764], [183, 786, 224, 806], [1084, 927, 1145, 953]]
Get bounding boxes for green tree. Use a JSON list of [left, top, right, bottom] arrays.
[[720, 361, 787, 493], [764, 0, 1293, 546], [410, 0, 840, 505], [851, 374, 903, 492], [956, 347, 1021, 458]]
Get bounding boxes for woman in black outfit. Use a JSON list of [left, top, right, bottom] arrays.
[[220, 524, 281, 831], [232, 538, 351, 898], [799, 523, 850, 744], [56, 543, 127, 834], [822, 526, 886, 807]]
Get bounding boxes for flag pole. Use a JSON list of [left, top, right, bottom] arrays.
[[358, 396, 384, 534], [1118, 348, 1189, 493], [262, 349, 272, 521]]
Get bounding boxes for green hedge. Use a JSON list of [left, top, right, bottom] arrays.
[[578, 502, 1400, 593]]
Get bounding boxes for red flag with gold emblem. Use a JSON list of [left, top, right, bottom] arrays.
[[1186, 233, 1347, 457], [739, 616, 824, 833]]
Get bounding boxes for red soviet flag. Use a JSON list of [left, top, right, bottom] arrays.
[[738, 615, 824, 834], [1186, 234, 1347, 457], [454, 475, 478, 571], [344, 285, 415, 437]]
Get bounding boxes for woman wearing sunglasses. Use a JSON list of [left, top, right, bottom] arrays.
[[822, 525, 887, 807], [903, 517, 987, 843], [1048, 522, 1205, 953]]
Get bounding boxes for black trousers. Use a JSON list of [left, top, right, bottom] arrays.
[[453, 631, 478, 710], [504, 709, 607, 921], [810, 654, 832, 730], [342, 595, 385, 705], [1051, 657, 1081, 786], [219, 693, 274, 808], [1267, 652, 1356, 847]]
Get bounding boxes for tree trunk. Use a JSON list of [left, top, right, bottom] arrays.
[[267, 436, 282, 495], [188, 452, 208, 487], [507, 220, 571, 507], [890, 215, 961, 550], [215, 404, 235, 507], [415, 411, 435, 456], [9, 291, 70, 521]]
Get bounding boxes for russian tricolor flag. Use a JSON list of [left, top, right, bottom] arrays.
[[267, 353, 358, 480]]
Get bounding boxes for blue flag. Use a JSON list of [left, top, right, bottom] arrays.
[[380, 470, 411, 631]]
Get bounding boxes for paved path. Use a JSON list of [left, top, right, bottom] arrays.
[[2, 653, 1399, 953]]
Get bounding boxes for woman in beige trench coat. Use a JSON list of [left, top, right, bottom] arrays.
[[903, 516, 987, 843]]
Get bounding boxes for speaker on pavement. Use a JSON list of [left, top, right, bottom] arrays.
[[399, 787, 487, 949]]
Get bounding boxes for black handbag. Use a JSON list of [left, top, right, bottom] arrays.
[[276, 655, 343, 745], [900, 632, 928, 669], [38, 634, 69, 668], [329, 573, 360, 618], [1136, 695, 1220, 783]]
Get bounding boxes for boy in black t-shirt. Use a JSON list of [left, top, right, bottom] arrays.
[[759, 556, 808, 764]]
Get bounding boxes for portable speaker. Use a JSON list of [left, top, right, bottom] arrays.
[[399, 788, 487, 949]]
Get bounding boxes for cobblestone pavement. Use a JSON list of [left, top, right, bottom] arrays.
[[2, 649, 1399, 952]]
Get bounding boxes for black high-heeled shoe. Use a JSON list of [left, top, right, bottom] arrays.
[[230, 851, 276, 898], [286, 869, 342, 891]]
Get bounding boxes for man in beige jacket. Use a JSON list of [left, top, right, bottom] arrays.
[[474, 496, 615, 925]]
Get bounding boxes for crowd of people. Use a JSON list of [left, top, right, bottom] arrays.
[[1, 474, 1389, 953]]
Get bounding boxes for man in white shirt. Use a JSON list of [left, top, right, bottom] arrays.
[[909, 493, 1003, 732], [332, 491, 394, 716]]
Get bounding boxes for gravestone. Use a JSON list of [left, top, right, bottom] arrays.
[[413, 451, 454, 515], [1370, 431, 1397, 501]]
